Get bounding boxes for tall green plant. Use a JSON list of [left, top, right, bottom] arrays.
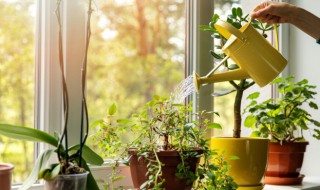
[[199, 7, 274, 138]]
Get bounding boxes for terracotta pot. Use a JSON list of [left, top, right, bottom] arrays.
[[211, 137, 269, 190], [0, 163, 14, 190], [264, 141, 308, 185], [128, 149, 201, 190]]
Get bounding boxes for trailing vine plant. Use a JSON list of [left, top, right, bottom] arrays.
[[92, 95, 238, 189]]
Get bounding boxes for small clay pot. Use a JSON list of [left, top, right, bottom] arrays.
[[0, 163, 14, 190], [265, 141, 308, 185]]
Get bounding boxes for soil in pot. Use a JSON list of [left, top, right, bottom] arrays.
[[128, 149, 201, 190], [0, 163, 14, 190], [265, 141, 308, 185], [45, 172, 89, 190]]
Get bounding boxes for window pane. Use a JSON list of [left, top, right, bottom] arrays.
[[87, 0, 185, 157], [213, 0, 241, 136], [0, 0, 35, 184]]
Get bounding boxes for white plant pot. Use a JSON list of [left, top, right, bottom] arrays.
[[45, 172, 89, 190]]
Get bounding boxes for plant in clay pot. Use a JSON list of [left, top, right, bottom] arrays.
[[0, 0, 103, 189], [0, 163, 14, 190], [244, 76, 320, 185], [192, 7, 288, 189], [92, 95, 238, 190]]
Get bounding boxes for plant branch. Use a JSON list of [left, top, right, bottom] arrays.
[[79, 0, 93, 167], [55, 0, 69, 168]]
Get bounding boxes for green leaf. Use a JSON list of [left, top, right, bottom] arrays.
[[250, 131, 261, 137], [69, 145, 104, 166], [39, 163, 60, 181], [244, 115, 256, 128], [210, 50, 223, 59], [207, 123, 222, 129], [247, 92, 260, 100], [20, 149, 55, 190], [108, 103, 117, 115], [229, 155, 240, 160], [79, 158, 100, 190], [271, 77, 283, 84], [0, 124, 58, 147], [236, 7, 243, 17], [232, 22, 242, 29], [199, 25, 214, 32], [309, 102, 318, 109], [231, 8, 237, 18], [228, 64, 239, 70], [212, 14, 220, 23]]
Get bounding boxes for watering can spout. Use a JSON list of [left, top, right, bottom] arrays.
[[193, 69, 249, 92]]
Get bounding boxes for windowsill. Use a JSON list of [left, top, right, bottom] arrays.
[[264, 177, 320, 190], [11, 163, 320, 190]]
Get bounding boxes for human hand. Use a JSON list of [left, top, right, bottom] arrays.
[[251, 1, 295, 25]]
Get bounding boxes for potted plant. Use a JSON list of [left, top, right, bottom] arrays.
[[244, 76, 320, 185], [0, 0, 103, 189], [194, 7, 277, 189], [92, 95, 238, 189], [0, 163, 14, 190]]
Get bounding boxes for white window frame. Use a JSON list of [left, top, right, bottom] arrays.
[[12, 0, 291, 189]]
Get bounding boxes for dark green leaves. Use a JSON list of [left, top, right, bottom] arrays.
[[244, 76, 320, 142]]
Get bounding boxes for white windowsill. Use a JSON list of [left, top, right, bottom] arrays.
[[264, 177, 320, 190], [11, 164, 320, 190]]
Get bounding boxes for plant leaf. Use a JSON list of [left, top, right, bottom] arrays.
[[69, 145, 103, 166], [19, 149, 55, 190], [207, 123, 222, 129], [0, 124, 58, 147], [108, 103, 117, 115], [78, 158, 100, 190], [229, 155, 240, 160], [247, 92, 260, 100]]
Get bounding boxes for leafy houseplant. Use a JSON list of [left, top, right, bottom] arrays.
[[197, 7, 274, 189], [0, 0, 103, 189], [244, 76, 320, 185], [92, 95, 238, 190], [244, 76, 320, 142]]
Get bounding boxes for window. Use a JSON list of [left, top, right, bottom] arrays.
[[86, 0, 186, 156], [0, 0, 36, 184]]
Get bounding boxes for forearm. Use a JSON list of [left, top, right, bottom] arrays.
[[291, 6, 320, 40]]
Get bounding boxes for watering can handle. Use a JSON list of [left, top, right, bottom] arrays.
[[214, 20, 247, 42], [214, 18, 280, 50]]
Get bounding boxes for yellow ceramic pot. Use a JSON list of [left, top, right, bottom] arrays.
[[211, 137, 269, 190]]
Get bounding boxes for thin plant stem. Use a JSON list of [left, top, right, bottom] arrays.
[[79, 0, 93, 166], [55, 0, 69, 167]]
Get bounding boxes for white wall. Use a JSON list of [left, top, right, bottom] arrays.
[[288, 0, 320, 177]]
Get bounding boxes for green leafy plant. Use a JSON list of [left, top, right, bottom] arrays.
[[244, 76, 320, 143], [92, 95, 238, 189], [199, 7, 274, 138], [0, 0, 103, 189]]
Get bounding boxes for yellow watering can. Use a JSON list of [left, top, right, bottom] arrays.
[[194, 18, 288, 91]]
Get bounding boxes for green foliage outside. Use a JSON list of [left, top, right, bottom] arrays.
[[0, 0, 35, 183], [86, 0, 186, 156]]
